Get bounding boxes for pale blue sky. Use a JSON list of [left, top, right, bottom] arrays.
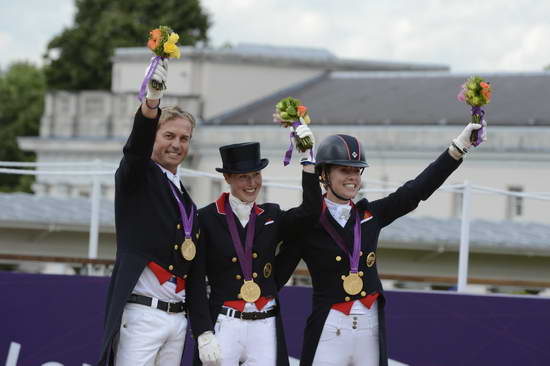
[[1, 0, 549, 72]]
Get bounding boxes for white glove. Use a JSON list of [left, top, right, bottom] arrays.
[[294, 124, 315, 165], [146, 58, 168, 100], [295, 124, 315, 144], [452, 120, 487, 154], [198, 331, 221, 364]]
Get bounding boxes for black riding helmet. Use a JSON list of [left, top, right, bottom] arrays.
[[315, 134, 368, 201], [315, 134, 368, 172]]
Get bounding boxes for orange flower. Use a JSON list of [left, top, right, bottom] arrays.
[[480, 81, 490, 90], [147, 28, 162, 50], [297, 105, 308, 117], [481, 88, 491, 101]]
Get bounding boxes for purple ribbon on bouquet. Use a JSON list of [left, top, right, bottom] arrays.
[[471, 106, 486, 147], [224, 196, 257, 281], [319, 205, 362, 273], [283, 121, 302, 166], [138, 56, 162, 101]]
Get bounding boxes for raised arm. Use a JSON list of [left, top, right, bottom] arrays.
[[279, 125, 322, 232], [368, 122, 486, 227], [116, 59, 168, 187]]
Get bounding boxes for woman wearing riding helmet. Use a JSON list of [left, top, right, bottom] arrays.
[[275, 122, 486, 366]]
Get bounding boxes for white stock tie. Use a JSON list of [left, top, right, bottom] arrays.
[[229, 194, 253, 227], [325, 198, 352, 228]]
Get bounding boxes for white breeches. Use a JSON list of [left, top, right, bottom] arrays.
[[312, 303, 379, 366], [114, 303, 188, 366], [214, 313, 277, 366]]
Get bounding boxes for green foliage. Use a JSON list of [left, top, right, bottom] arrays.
[[44, 0, 211, 90], [0, 62, 45, 192], [276, 97, 302, 121]]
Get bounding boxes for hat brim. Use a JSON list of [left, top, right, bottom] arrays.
[[215, 158, 269, 174], [317, 160, 369, 168]]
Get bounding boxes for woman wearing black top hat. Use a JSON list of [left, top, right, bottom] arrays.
[[275, 123, 486, 365], [194, 125, 321, 366]]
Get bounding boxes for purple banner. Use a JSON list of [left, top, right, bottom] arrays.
[[2, 271, 550, 365]]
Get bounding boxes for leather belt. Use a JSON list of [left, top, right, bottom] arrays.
[[127, 294, 186, 314], [220, 306, 278, 320]]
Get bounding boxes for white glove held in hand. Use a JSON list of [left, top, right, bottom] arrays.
[[146, 58, 168, 100], [198, 331, 221, 364], [294, 124, 315, 165], [452, 121, 487, 154], [295, 124, 315, 144]]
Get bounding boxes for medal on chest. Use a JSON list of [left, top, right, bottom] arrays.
[[342, 272, 363, 295], [181, 237, 196, 261], [168, 182, 196, 261], [320, 201, 364, 296], [224, 195, 261, 302], [240, 279, 261, 302]]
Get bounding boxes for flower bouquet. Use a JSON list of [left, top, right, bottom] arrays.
[[139, 25, 181, 100], [457, 76, 491, 145], [274, 97, 313, 165]]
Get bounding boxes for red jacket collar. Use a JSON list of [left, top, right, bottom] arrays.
[[215, 192, 264, 216]]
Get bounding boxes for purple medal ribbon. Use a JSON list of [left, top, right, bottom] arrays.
[[283, 121, 302, 166], [168, 182, 195, 239], [319, 204, 362, 273], [224, 196, 257, 281], [138, 56, 162, 101]]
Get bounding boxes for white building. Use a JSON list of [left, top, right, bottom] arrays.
[[4, 44, 550, 293]]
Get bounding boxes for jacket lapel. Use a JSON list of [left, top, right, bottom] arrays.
[[214, 193, 232, 236], [252, 204, 268, 241], [324, 206, 355, 254]]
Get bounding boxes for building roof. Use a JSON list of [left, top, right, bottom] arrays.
[[382, 216, 550, 256], [0, 193, 115, 232], [0, 193, 549, 255], [208, 71, 550, 126], [113, 43, 449, 72]]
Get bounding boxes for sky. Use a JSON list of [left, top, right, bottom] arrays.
[[1, 0, 550, 72]]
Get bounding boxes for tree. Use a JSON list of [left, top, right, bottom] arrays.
[[0, 63, 45, 192], [44, 0, 211, 91]]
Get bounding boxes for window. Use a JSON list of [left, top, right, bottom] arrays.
[[506, 185, 524, 219]]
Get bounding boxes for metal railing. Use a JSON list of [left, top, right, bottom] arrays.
[[1, 160, 550, 292]]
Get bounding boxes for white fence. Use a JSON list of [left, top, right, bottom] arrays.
[[1, 160, 550, 291]]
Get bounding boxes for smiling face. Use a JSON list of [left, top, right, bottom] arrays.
[[151, 117, 193, 174], [224, 171, 262, 203], [325, 165, 363, 203]]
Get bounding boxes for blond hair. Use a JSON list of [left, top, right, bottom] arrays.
[[159, 106, 196, 129]]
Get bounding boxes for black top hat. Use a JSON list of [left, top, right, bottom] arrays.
[[215, 142, 269, 174]]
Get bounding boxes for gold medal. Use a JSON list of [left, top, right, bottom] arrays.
[[240, 280, 261, 302], [342, 272, 363, 295], [180, 237, 196, 261], [366, 252, 376, 267]]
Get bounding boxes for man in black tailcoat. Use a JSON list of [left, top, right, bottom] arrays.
[[98, 59, 220, 365]]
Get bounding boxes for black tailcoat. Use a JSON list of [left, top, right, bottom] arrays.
[[194, 171, 322, 366], [275, 150, 462, 366], [98, 107, 212, 365]]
